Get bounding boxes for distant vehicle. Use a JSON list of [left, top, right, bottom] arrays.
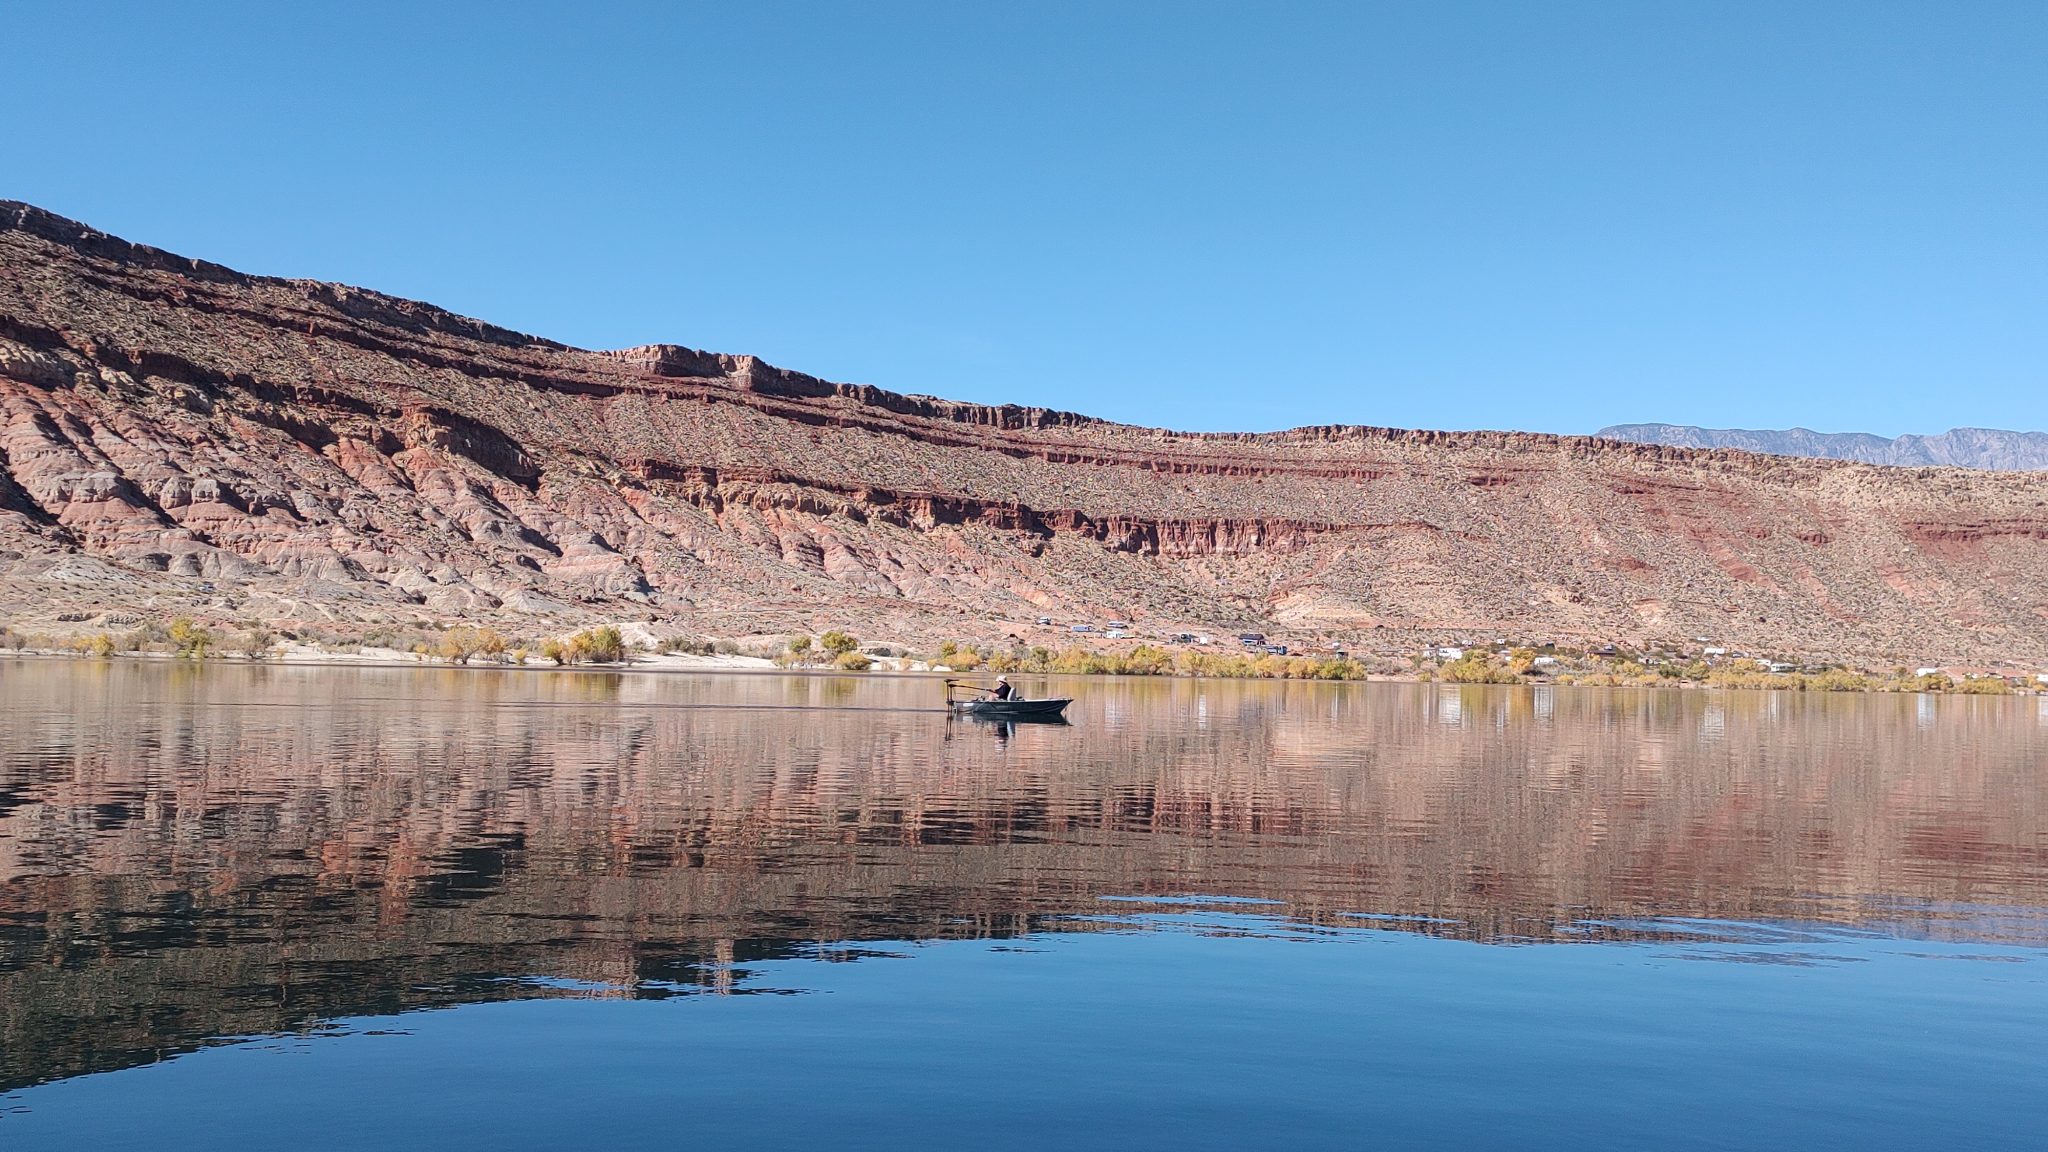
[[1106, 620, 1129, 631], [1264, 644, 1289, 656], [1035, 616, 1053, 626], [1435, 647, 1464, 661], [1071, 624, 1093, 633], [1104, 629, 1128, 639], [1238, 632, 1266, 646], [1194, 634, 1214, 645], [1172, 633, 1196, 644]]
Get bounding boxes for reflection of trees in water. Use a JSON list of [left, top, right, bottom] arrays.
[[1, 663, 2045, 1090]]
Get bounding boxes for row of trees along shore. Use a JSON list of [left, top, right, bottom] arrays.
[[3, 620, 2038, 694], [0, 620, 632, 666]]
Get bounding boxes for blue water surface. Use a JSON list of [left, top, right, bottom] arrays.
[[5, 665, 2047, 1150], [7, 907, 2043, 1152]]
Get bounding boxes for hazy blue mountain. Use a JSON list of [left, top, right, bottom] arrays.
[[1597, 424, 2048, 471]]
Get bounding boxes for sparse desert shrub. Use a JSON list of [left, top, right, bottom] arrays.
[[237, 626, 276, 660], [788, 635, 813, 656], [1956, 676, 2014, 695], [168, 617, 215, 659], [435, 626, 508, 665], [1808, 668, 1873, 692], [1179, 652, 1257, 678], [541, 638, 569, 665], [359, 626, 439, 654], [834, 651, 873, 671], [1437, 652, 1522, 684], [85, 632, 117, 658], [567, 626, 626, 664], [820, 630, 859, 655], [0, 626, 25, 652], [1125, 645, 1176, 676]]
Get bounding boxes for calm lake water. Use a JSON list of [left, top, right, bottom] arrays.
[[3, 661, 2046, 1150]]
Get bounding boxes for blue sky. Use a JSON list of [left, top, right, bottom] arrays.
[[6, 2, 2043, 435]]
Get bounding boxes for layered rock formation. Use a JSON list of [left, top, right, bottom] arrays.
[[1600, 423, 2048, 471], [4, 200, 2047, 661]]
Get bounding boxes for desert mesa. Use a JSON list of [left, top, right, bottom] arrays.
[[2, 200, 2044, 668]]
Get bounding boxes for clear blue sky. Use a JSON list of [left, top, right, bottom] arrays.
[[6, 2, 2044, 435]]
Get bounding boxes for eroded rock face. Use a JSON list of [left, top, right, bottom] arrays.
[[3, 199, 2047, 660]]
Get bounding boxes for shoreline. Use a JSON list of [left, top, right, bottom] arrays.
[[5, 647, 2042, 697]]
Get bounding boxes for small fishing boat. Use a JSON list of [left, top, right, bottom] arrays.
[[952, 696, 1073, 720], [944, 678, 1072, 721]]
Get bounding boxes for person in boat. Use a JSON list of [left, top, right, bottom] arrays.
[[991, 675, 1014, 701]]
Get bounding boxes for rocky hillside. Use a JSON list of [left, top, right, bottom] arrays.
[[1600, 423, 2048, 471], [4, 201, 2047, 662]]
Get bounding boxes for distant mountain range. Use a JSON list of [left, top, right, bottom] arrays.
[[1597, 424, 2048, 471]]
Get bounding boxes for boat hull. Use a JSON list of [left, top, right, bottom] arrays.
[[952, 698, 1072, 720]]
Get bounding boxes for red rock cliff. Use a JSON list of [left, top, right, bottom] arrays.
[[3, 200, 2045, 661]]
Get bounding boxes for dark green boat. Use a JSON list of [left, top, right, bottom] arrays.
[[950, 696, 1072, 720], [944, 678, 1072, 721]]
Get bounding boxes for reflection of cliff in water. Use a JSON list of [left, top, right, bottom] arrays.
[[3, 662, 2046, 1091]]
